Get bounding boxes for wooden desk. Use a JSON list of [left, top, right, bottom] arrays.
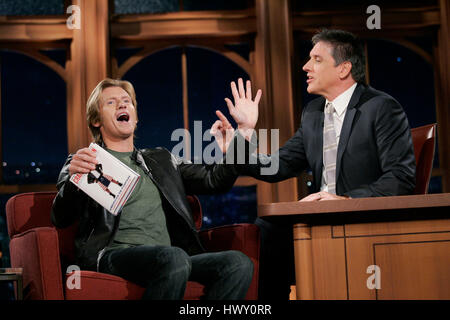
[[258, 193, 450, 300]]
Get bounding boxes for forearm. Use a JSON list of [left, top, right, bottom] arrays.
[[229, 129, 307, 182], [180, 162, 239, 195]]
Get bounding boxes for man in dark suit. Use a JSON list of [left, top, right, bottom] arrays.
[[212, 29, 416, 299]]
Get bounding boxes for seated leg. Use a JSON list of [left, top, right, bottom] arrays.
[[99, 245, 191, 300]]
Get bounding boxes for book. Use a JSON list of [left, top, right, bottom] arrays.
[[70, 143, 140, 215]]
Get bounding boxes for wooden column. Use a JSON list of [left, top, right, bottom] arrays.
[[254, 0, 298, 204], [66, 0, 111, 153], [434, 0, 450, 192]]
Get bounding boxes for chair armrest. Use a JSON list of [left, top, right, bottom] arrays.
[[199, 223, 260, 300], [9, 227, 64, 300], [199, 223, 259, 259]]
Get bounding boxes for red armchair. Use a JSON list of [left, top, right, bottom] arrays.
[[6, 192, 259, 300], [411, 123, 436, 194]]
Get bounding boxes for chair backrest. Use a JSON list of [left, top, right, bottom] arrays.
[[6, 192, 57, 238], [6, 192, 203, 263], [6, 191, 79, 265], [411, 123, 436, 194]]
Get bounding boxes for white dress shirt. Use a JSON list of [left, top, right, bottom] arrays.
[[320, 82, 358, 192]]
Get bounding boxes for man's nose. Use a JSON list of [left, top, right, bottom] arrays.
[[302, 59, 311, 72]]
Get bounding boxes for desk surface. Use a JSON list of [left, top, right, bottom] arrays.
[[258, 193, 450, 224]]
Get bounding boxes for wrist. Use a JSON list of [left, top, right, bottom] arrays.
[[237, 127, 256, 141]]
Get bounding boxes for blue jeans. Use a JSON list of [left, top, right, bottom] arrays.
[[99, 245, 253, 300]]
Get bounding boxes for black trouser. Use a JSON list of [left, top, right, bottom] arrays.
[[99, 245, 254, 300], [255, 217, 295, 300]]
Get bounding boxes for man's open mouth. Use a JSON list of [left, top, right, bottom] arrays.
[[116, 112, 130, 122]]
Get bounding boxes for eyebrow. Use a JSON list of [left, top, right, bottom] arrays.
[[105, 95, 131, 101]]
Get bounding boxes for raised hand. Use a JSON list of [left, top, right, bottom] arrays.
[[225, 78, 262, 138], [210, 110, 235, 154]]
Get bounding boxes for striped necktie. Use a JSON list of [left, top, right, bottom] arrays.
[[323, 102, 337, 194]]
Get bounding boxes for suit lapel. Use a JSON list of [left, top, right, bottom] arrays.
[[309, 98, 325, 189], [335, 84, 365, 181]]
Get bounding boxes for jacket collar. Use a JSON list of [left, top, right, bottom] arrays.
[[131, 148, 151, 174], [99, 139, 151, 175]]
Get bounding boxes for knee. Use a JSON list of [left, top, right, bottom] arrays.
[[227, 251, 254, 279], [157, 247, 192, 278]]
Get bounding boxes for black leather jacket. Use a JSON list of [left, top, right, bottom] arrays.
[[51, 147, 239, 271]]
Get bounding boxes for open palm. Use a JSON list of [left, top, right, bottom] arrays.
[[225, 78, 262, 132]]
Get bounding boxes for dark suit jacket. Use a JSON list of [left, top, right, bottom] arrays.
[[237, 83, 416, 198]]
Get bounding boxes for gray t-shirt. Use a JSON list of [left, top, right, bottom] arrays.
[[105, 149, 171, 252]]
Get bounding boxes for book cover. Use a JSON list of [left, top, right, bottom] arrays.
[[70, 143, 140, 215]]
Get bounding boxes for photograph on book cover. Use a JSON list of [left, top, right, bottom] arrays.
[[70, 143, 140, 215]]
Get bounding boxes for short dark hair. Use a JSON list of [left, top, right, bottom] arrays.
[[312, 29, 366, 84]]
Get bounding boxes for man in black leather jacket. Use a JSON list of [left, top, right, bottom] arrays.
[[51, 78, 257, 300]]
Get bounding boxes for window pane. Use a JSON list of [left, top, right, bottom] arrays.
[[113, 0, 254, 14], [367, 39, 439, 169], [1, 50, 67, 184], [0, 0, 65, 15], [114, 0, 179, 14], [183, 0, 254, 11], [292, 0, 438, 11], [368, 39, 436, 129], [186, 46, 248, 163], [122, 47, 184, 151], [115, 47, 144, 67], [198, 186, 257, 229], [39, 48, 67, 68]]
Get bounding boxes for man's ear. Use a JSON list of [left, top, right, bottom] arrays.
[[339, 61, 352, 79]]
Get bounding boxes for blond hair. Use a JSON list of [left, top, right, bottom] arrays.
[[86, 78, 138, 143]]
